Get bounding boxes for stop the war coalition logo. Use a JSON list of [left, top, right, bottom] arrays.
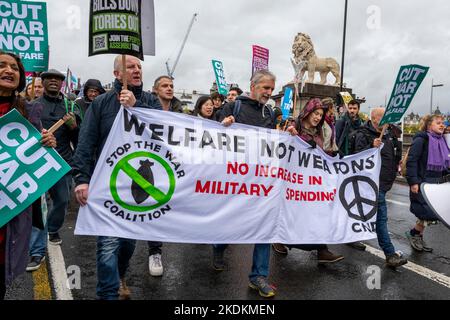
[[103, 110, 185, 223]]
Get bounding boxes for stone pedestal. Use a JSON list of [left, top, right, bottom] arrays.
[[273, 82, 362, 118]]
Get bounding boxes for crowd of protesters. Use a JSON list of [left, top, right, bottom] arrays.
[[1, 52, 449, 300]]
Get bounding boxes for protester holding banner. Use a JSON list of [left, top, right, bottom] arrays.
[[26, 69, 79, 271], [145, 75, 183, 277], [216, 70, 279, 298], [74, 79, 106, 118], [193, 96, 215, 120], [281, 98, 344, 263], [0, 51, 56, 299], [24, 78, 44, 102], [405, 114, 450, 252], [353, 107, 407, 268], [26, 69, 78, 252], [72, 55, 162, 300], [335, 100, 362, 157]]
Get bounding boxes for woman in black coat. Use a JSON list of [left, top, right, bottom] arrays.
[[406, 115, 450, 253]]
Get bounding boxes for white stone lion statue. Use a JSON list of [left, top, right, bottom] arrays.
[[292, 33, 341, 86]]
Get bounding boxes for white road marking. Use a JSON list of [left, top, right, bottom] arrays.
[[386, 199, 409, 207], [47, 243, 73, 300], [365, 244, 450, 289]]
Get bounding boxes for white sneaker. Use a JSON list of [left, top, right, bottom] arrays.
[[148, 254, 163, 276]]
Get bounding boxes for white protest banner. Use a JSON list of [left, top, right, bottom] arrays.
[[75, 109, 381, 244]]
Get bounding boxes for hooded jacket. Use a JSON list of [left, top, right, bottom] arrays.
[[74, 79, 106, 117], [220, 95, 275, 129], [295, 98, 326, 149], [72, 79, 162, 186]]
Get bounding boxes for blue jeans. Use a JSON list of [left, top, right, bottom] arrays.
[[47, 174, 72, 234], [29, 175, 71, 257], [213, 244, 270, 281], [376, 191, 396, 256], [96, 236, 136, 300], [29, 225, 47, 257]]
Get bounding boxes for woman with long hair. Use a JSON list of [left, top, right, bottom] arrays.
[[0, 51, 56, 299], [273, 99, 344, 263], [405, 114, 450, 252]]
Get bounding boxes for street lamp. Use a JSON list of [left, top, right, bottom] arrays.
[[430, 79, 444, 114]]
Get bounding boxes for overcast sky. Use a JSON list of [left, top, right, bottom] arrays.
[[26, 0, 450, 114]]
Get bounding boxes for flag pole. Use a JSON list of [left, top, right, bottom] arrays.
[[379, 124, 388, 139], [122, 55, 127, 90]]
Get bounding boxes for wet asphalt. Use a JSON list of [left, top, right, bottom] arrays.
[[5, 183, 450, 300]]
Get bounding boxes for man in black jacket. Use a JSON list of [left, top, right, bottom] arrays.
[[26, 69, 77, 272], [72, 55, 161, 300], [217, 70, 277, 298], [353, 107, 407, 268], [335, 99, 362, 157], [335, 100, 366, 251], [28, 69, 78, 246]]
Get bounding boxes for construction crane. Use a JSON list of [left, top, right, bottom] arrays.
[[166, 13, 198, 79]]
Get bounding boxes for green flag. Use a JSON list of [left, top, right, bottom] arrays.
[[380, 64, 429, 126], [212, 60, 228, 95], [0, 110, 71, 228]]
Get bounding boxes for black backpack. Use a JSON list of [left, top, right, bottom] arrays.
[[347, 127, 362, 155]]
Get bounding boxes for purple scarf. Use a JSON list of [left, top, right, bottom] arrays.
[[427, 131, 450, 172]]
